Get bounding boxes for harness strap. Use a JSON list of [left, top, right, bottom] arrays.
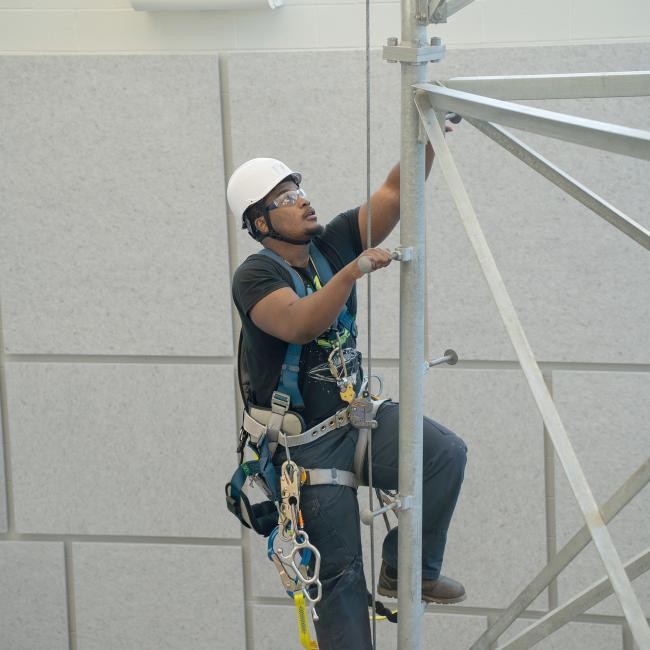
[[303, 467, 358, 489], [310, 244, 357, 337], [266, 391, 290, 456], [226, 462, 357, 537], [353, 398, 389, 486], [353, 427, 369, 487], [257, 248, 308, 409], [243, 406, 350, 449]]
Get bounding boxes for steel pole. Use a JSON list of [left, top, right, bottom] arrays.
[[397, 2, 427, 649]]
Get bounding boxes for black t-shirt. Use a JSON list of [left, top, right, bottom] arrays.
[[232, 208, 364, 428]]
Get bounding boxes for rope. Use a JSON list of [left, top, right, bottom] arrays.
[[364, 1, 377, 648], [367, 590, 398, 624]]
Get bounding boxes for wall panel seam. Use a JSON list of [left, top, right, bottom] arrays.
[[217, 51, 254, 650], [4, 357, 650, 371], [249, 596, 634, 625], [2, 39, 650, 56], [64, 541, 78, 650], [0, 533, 244, 545], [0, 296, 15, 534], [3, 355, 236, 364]]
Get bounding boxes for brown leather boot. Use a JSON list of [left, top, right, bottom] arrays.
[[377, 560, 466, 604]]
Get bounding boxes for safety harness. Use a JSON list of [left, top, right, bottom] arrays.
[[225, 243, 362, 535], [225, 243, 392, 647], [223, 243, 364, 646]]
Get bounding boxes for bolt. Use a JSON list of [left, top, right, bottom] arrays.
[[387, 37, 398, 46]]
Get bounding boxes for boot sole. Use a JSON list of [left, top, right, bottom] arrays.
[[378, 585, 467, 605]]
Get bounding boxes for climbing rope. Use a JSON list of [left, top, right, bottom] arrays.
[[364, 0, 378, 647]]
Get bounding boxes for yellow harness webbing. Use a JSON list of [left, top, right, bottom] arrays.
[[294, 592, 318, 649]]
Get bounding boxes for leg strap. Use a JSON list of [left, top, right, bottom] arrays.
[[303, 467, 358, 489]]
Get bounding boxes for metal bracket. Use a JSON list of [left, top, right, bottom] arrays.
[[393, 246, 413, 262], [383, 38, 446, 65], [361, 493, 413, 525]]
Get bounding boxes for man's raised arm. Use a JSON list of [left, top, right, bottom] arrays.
[[358, 140, 436, 249]]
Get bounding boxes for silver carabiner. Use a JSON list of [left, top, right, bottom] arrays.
[[302, 580, 322, 607], [281, 530, 321, 587]]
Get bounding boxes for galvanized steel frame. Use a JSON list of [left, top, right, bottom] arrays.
[[414, 82, 650, 160], [498, 548, 650, 650], [401, 64, 650, 649], [443, 71, 650, 100], [462, 117, 650, 251], [396, 1, 429, 648], [469, 458, 650, 649]]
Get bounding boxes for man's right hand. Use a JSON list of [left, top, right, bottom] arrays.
[[350, 248, 394, 279]]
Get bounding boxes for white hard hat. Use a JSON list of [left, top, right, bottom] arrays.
[[227, 158, 302, 221]]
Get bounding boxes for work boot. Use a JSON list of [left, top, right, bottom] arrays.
[[377, 560, 466, 604]]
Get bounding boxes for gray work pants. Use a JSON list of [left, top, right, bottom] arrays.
[[275, 401, 468, 650]]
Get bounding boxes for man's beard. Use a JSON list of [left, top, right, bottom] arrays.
[[309, 223, 325, 237]]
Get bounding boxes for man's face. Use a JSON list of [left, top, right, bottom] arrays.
[[256, 180, 324, 241]]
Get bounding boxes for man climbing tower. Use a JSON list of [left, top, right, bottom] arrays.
[[228, 147, 467, 650]]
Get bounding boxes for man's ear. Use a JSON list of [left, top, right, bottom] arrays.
[[255, 215, 269, 234]]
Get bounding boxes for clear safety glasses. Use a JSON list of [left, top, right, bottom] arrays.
[[266, 188, 307, 211]]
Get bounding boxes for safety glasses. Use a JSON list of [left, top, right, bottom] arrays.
[[266, 188, 307, 211]]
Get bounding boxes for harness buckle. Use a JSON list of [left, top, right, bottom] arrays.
[[271, 391, 290, 415]]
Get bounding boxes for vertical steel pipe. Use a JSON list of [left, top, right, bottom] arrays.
[[397, 2, 427, 648]]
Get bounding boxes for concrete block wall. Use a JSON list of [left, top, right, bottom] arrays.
[[1, 3, 649, 648]]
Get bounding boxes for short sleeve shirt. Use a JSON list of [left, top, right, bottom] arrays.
[[232, 207, 364, 427]]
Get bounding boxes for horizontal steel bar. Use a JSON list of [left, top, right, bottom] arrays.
[[465, 117, 650, 251], [414, 84, 650, 160], [498, 548, 650, 649], [468, 457, 650, 650], [444, 71, 650, 100], [416, 95, 650, 649]]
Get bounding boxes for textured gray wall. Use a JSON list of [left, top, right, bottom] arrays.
[[0, 43, 648, 649]]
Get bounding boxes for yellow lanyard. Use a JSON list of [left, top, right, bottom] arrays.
[[294, 593, 319, 649]]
